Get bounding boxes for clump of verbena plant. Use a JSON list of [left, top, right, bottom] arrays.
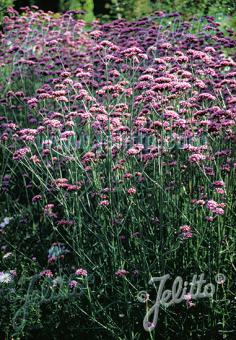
[[0, 6, 235, 339]]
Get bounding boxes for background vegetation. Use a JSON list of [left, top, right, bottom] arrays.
[[0, 0, 236, 27]]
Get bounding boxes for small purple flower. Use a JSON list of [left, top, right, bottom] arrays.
[[115, 269, 129, 277], [75, 268, 88, 277], [69, 280, 78, 288], [40, 269, 53, 278]]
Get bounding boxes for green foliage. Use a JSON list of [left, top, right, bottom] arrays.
[[101, 0, 236, 30], [59, 0, 94, 21], [151, 0, 236, 18], [107, 0, 152, 20], [0, 0, 14, 25], [3, 0, 236, 29]]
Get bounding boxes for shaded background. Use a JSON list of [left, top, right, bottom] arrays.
[[0, 1, 236, 28]]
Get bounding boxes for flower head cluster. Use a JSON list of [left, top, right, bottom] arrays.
[[206, 200, 225, 215], [179, 225, 193, 239], [115, 269, 129, 277], [75, 268, 88, 277]]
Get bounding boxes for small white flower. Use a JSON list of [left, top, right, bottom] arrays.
[[0, 272, 13, 283], [3, 252, 12, 259], [0, 217, 12, 229], [3, 217, 11, 224]]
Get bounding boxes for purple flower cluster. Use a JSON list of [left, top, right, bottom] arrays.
[[0, 8, 235, 279]]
